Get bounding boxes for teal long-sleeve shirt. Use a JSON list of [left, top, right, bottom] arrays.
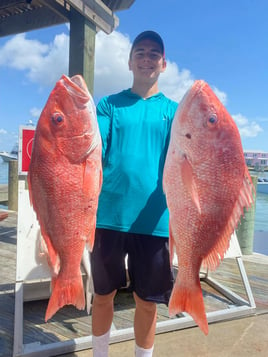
[[96, 89, 178, 237]]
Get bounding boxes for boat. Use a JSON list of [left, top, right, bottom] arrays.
[[0, 143, 18, 162], [257, 178, 268, 194]]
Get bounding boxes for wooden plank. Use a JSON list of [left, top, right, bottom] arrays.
[[67, 0, 119, 33], [0, 5, 67, 37], [69, 7, 96, 94]]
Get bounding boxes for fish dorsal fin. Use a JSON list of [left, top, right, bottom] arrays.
[[181, 155, 201, 214], [202, 169, 255, 270]]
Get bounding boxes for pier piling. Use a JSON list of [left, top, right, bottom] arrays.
[[8, 160, 18, 211], [236, 175, 258, 254]]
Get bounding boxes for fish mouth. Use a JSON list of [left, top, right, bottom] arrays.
[[181, 80, 207, 108], [60, 75, 91, 106], [193, 80, 207, 93], [174, 80, 208, 130]]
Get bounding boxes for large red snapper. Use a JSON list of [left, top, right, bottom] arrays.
[[28, 74, 102, 321], [163, 80, 255, 335]]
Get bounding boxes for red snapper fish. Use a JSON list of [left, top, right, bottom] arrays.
[[163, 80, 255, 335], [28, 74, 102, 321]]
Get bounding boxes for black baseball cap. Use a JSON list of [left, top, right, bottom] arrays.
[[130, 30, 165, 58]]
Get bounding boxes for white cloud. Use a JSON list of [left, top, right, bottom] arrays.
[[0, 32, 69, 87], [27, 33, 69, 86], [232, 113, 263, 138], [0, 30, 264, 145], [0, 30, 219, 104], [94, 31, 132, 98], [159, 61, 194, 102], [0, 129, 7, 135], [0, 33, 48, 69], [29, 107, 42, 124], [30, 107, 41, 117]]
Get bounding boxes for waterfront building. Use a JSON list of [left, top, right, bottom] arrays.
[[244, 150, 268, 171]]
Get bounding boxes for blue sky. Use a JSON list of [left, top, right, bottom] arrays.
[[0, 0, 267, 152]]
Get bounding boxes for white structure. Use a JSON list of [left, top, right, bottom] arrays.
[[244, 150, 268, 171]]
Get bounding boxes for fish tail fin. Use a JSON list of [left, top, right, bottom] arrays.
[[45, 274, 85, 322], [169, 278, 208, 335]]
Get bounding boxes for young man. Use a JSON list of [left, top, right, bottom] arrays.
[[91, 30, 178, 356]]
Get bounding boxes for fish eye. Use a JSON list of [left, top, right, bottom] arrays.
[[52, 113, 64, 125], [207, 116, 218, 126]]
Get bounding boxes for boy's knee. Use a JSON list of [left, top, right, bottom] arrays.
[[133, 292, 156, 312], [93, 290, 117, 306]]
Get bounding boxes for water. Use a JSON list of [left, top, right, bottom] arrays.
[[255, 192, 268, 231], [252, 171, 268, 232], [0, 161, 8, 184]]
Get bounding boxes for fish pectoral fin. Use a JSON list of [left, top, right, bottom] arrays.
[[169, 278, 208, 335], [83, 160, 92, 194], [83, 159, 102, 196], [181, 155, 201, 214]]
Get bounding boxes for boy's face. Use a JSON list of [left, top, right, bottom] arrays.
[[128, 39, 166, 82]]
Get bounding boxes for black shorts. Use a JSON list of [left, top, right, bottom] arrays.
[[90, 228, 174, 305]]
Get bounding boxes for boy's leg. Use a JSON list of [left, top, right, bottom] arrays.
[[90, 229, 127, 356], [92, 291, 117, 357], [128, 234, 174, 355], [133, 292, 157, 349], [92, 290, 117, 336]]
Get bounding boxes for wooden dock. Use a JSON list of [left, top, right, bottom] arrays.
[[1, 211, 268, 356]]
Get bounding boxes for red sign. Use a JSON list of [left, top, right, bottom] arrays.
[[19, 126, 35, 174]]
